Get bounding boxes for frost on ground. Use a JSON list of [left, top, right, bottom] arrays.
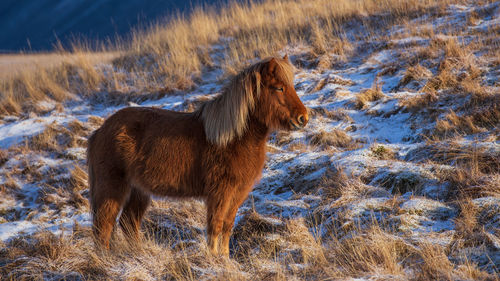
[[0, 1, 499, 280]]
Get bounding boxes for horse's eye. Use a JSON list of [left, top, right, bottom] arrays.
[[275, 87, 284, 93]]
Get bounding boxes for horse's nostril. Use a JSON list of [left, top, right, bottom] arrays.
[[297, 115, 305, 125]]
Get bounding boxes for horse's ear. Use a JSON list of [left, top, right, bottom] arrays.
[[265, 57, 278, 75], [283, 54, 288, 61]]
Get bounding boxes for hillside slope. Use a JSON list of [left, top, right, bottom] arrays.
[[0, 0, 499, 280]]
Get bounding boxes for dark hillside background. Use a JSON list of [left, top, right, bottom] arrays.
[[0, 0, 236, 52]]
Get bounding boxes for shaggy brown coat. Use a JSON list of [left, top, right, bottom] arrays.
[[88, 55, 308, 256]]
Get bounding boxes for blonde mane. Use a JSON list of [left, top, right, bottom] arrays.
[[198, 57, 294, 146]]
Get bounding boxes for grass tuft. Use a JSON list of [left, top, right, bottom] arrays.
[[308, 129, 358, 150], [355, 82, 385, 110]]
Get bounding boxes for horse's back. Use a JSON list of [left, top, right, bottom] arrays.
[[88, 106, 206, 196]]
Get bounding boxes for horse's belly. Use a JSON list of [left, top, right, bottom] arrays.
[[130, 170, 204, 198], [154, 184, 204, 198]]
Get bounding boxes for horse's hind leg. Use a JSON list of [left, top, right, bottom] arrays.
[[119, 187, 151, 242], [91, 179, 130, 249]]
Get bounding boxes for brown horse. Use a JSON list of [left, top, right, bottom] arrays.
[[87, 55, 308, 256]]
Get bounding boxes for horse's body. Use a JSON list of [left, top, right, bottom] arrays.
[[88, 55, 308, 256]]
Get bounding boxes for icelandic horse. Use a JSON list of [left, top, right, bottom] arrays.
[[87, 55, 308, 256]]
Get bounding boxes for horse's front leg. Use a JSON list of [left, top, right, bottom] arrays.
[[220, 186, 252, 257], [206, 191, 232, 255], [220, 203, 239, 257]]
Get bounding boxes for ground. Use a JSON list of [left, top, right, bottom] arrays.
[[0, 0, 499, 280]]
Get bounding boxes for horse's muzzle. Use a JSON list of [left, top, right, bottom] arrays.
[[289, 114, 308, 130]]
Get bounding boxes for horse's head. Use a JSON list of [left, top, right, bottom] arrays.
[[255, 55, 308, 131], [199, 55, 308, 146]]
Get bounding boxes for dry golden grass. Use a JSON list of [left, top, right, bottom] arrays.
[[0, 0, 464, 117], [0, 148, 7, 167], [416, 243, 455, 280], [0, 52, 118, 82], [435, 105, 500, 137], [308, 106, 353, 122], [1, 201, 497, 280], [317, 168, 372, 202], [396, 63, 432, 90], [445, 199, 499, 281], [417, 139, 500, 200], [0, 50, 125, 115], [355, 82, 385, 110], [392, 12, 499, 119], [435, 110, 486, 137], [418, 34, 494, 96], [454, 199, 480, 242], [69, 165, 88, 192], [439, 167, 500, 199], [27, 123, 85, 155], [400, 92, 438, 112], [432, 142, 499, 174], [87, 115, 104, 127], [390, 29, 500, 138], [1, 208, 332, 280], [308, 129, 358, 150], [316, 222, 495, 280], [326, 227, 412, 277], [0, 117, 95, 213], [371, 144, 397, 160], [272, 131, 296, 147], [0, 174, 20, 193]]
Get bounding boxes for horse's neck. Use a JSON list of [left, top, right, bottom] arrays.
[[222, 116, 269, 154], [241, 116, 270, 146], [226, 116, 269, 173]]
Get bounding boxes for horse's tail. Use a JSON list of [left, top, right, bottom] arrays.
[[87, 130, 98, 216]]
